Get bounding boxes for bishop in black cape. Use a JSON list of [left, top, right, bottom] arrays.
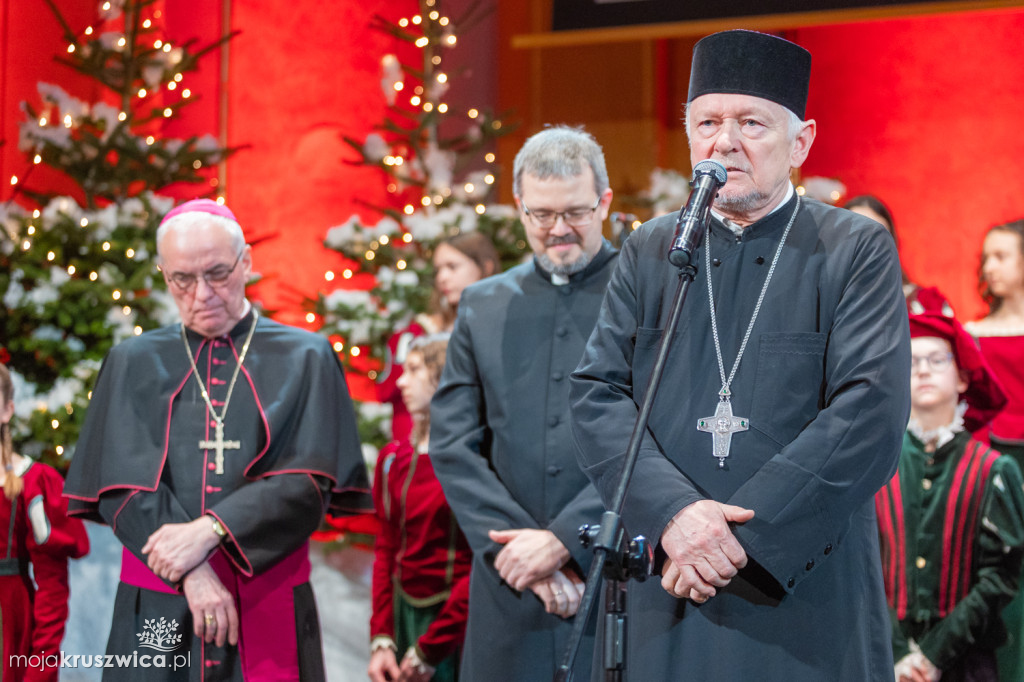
[[64, 200, 370, 681]]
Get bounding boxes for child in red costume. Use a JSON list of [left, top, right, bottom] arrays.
[[1, 363, 90, 682], [368, 335, 471, 682]]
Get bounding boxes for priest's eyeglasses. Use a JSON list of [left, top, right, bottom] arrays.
[[521, 197, 602, 229], [164, 249, 244, 292], [910, 352, 953, 371]]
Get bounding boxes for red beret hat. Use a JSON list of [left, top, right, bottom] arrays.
[[909, 312, 1007, 432]]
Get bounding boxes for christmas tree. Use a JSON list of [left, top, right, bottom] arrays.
[[0, 0, 237, 466], [309, 0, 525, 450]]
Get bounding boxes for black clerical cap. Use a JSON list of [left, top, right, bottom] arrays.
[[688, 30, 811, 119]]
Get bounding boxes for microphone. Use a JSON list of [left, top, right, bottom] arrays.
[[667, 159, 727, 269]]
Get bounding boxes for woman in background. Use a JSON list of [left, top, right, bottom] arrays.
[[377, 232, 500, 441], [844, 194, 952, 315], [1, 363, 89, 682], [368, 335, 472, 682], [967, 219, 1024, 457], [965, 218, 1024, 681]]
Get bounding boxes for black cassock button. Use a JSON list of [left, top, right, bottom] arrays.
[[755, 256, 765, 265], [712, 258, 722, 267], [805, 560, 815, 571], [787, 577, 795, 588], [824, 544, 833, 555]]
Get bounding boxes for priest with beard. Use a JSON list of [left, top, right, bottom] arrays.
[[570, 31, 911, 680], [64, 199, 371, 681], [430, 126, 617, 681]]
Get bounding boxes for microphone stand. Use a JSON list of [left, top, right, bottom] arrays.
[[555, 211, 708, 682]]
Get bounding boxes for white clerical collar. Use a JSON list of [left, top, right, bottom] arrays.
[[551, 273, 570, 286], [711, 183, 795, 236]]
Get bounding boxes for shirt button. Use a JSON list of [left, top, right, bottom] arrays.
[[915, 556, 927, 569], [208, 462, 216, 471], [547, 466, 562, 476], [548, 416, 560, 427], [922, 479, 932, 491], [552, 371, 564, 381], [556, 327, 569, 337]]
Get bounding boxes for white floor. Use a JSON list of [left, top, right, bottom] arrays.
[[61, 523, 373, 681]]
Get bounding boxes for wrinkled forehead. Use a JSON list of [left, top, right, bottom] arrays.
[[687, 92, 789, 123]]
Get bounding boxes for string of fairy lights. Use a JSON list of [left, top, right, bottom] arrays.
[[6, 1, 231, 448], [312, 0, 510, 352], [306, 0, 519, 370], [8, 2, 224, 207], [9, 1, 227, 304]]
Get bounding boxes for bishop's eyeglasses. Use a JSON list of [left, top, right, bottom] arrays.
[[163, 248, 244, 292], [910, 352, 953, 371], [521, 197, 602, 229]]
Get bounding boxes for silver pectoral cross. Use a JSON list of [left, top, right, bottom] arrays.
[[696, 388, 748, 469], [199, 420, 240, 475]]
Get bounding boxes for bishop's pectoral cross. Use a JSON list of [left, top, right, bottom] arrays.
[[199, 420, 240, 475], [697, 388, 748, 469]]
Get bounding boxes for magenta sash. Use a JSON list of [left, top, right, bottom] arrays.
[[119, 544, 312, 680]]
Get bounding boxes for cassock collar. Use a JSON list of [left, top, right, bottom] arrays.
[[182, 302, 257, 343], [710, 187, 800, 243], [532, 239, 617, 286]]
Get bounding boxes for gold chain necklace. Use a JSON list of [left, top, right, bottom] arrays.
[[180, 308, 259, 474]]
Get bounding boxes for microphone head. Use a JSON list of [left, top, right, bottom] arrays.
[[693, 159, 727, 186]]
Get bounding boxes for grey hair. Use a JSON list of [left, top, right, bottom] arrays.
[[512, 125, 609, 198], [156, 211, 245, 260], [683, 102, 805, 144]]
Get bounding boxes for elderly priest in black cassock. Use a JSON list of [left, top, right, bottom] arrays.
[[570, 31, 911, 680], [64, 199, 371, 681]]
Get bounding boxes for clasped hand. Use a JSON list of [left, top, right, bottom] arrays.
[[489, 528, 582, 618], [142, 516, 223, 584], [659, 499, 754, 603]]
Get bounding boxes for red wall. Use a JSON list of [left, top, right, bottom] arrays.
[[6, 2, 1023, 324], [225, 0, 417, 325], [794, 7, 1024, 321]]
